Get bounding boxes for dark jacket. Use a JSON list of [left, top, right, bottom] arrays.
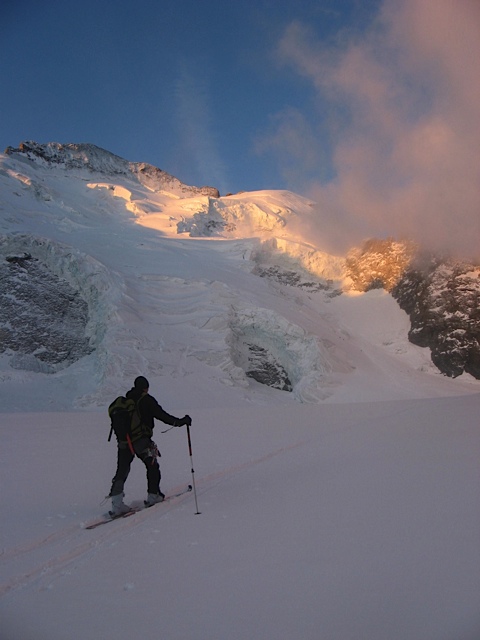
[[126, 387, 182, 439]]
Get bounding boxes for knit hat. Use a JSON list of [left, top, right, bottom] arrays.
[[134, 375, 149, 390]]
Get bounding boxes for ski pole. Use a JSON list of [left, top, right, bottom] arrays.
[[186, 423, 201, 515]]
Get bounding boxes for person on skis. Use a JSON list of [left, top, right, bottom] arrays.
[[109, 375, 192, 516]]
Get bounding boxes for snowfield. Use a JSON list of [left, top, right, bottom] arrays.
[[1, 145, 479, 639]]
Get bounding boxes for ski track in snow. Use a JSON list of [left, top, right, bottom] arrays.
[[0, 487, 192, 597], [0, 442, 305, 598]]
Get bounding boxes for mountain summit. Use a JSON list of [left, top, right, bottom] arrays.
[[5, 141, 220, 198]]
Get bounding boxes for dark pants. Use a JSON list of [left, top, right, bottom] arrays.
[[110, 437, 161, 496]]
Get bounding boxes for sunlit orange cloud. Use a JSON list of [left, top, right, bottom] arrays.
[[275, 0, 480, 260]]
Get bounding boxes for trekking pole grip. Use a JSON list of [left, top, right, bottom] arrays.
[[187, 424, 193, 460]]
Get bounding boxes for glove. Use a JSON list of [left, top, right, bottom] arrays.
[[175, 415, 191, 427]]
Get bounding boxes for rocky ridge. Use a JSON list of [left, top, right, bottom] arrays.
[[5, 141, 220, 198], [346, 239, 480, 378]]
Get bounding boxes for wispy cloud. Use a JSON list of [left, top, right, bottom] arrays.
[[272, 0, 480, 259], [254, 106, 330, 187], [173, 61, 228, 193]]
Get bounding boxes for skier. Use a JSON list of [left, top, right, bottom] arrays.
[[109, 376, 192, 516]]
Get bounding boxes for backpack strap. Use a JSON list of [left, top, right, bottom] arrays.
[[129, 393, 151, 442], [126, 433, 135, 455]]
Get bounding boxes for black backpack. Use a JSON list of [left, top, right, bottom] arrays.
[[107, 396, 142, 449]]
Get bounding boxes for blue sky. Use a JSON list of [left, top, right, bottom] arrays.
[[1, 0, 379, 194], [1, 1, 479, 259]]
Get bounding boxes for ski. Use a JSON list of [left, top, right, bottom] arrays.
[[85, 485, 193, 530]]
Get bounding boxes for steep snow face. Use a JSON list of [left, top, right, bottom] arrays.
[[0, 235, 343, 407], [133, 185, 347, 287], [1, 146, 348, 406], [0, 142, 478, 410], [141, 189, 347, 286]]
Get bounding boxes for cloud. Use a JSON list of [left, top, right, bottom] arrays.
[[173, 61, 228, 193], [254, 106, 329, 188], [274, 0, 480, 260]]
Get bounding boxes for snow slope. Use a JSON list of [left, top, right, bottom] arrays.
[[1, 146, 479, 639]]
